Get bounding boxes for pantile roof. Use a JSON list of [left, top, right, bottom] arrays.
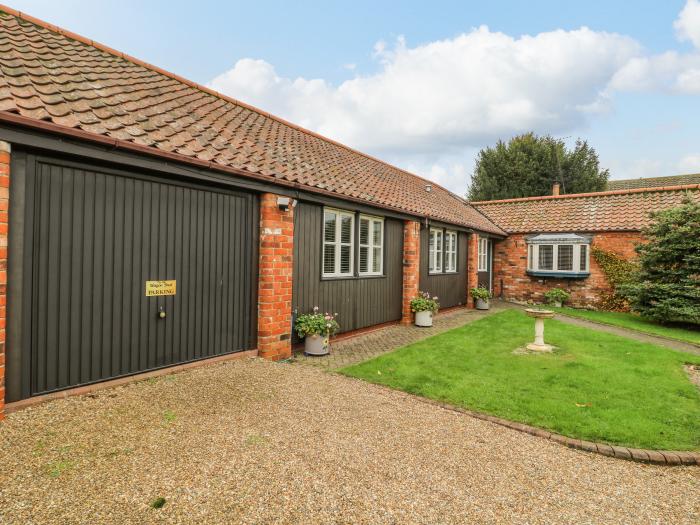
[[0, 7, 504, 234], [607, 173, 700, 191], [471, 185, 700, 233]]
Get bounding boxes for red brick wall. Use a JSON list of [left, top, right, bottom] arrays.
[[401, 220, 420, 324], [0, 142, 8, 420], [257, 193, 294, 360], [492, 231, 645, 307], [467, 233, 479, 308]]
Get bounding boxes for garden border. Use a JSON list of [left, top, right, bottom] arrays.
[[415, 396, 700, 466]]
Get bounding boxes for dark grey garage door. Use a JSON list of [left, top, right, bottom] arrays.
[[9, 154, 258, 400]]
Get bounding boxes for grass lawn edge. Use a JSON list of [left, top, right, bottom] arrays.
[[339, 310, 700, 452]]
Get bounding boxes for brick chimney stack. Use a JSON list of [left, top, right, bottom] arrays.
[[552, 182, 561, 196]]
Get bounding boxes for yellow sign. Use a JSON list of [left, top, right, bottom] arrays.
[[145, 280, 176, 296]]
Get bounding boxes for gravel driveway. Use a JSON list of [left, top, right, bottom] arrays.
[[0, 358, 697, 524]]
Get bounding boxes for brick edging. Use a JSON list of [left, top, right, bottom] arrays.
[[416, 397, 700, 466]]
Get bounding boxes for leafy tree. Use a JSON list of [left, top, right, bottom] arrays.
[[467, 133, 609, 201], [619, 196, 700, 325]]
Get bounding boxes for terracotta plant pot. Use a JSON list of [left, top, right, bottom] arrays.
[[304, 333, 330, 356], [415, 310, 433, 327], [476, 298, 490, 310]]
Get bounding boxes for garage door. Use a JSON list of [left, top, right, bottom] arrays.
[[9, 154, 258, 400]]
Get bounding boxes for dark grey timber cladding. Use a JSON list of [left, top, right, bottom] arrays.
[[292, 201, 402, 336], [419, 228, 468, 308], [8, 152, 257, 401]]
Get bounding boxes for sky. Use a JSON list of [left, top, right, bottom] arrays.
[[6, 0, 700, 194]]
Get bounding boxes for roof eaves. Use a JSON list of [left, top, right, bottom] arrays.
[[470, 184, 700, 206], [1, 110, 501, 232]]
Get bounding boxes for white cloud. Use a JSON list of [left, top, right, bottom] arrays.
[[678, 153, 700, 173], [609, 51, 700, 94], [209, 26, 639, 159], [675, 0, 700, 48], [208, 3, 700, 194], [610, 1, 700, 94]]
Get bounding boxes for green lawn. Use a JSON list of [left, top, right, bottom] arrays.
[[341, 310, 700, 450], [550, 306, 700, 346]]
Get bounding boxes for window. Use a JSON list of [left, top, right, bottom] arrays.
[[579, 245, 588, 272], [525, 233, 591, 276], [445, 231, 457, 272], [557, 244, 573, 271], [538, 245, 553, 270], [359, 215, 383, 275], [429, 228, 443, 273], [323, 209, 354, 277], [478, 237, 489, 272]]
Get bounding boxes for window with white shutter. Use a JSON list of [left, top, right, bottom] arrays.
[[359, 215, 383, 276], [322, 208, 354, 277], [445, 231, 457, 272]]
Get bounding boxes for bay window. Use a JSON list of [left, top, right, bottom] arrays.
[[526, 233, 591, 277]]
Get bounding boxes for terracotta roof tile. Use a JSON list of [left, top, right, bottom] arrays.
[[607, 173, 700, 191], [0, 8, 504, 235], [472, 185, 700, 233]]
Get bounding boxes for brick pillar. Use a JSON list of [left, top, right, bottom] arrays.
[[257, 193, 294, 360], [401, 220, 421, 325], [467, 233, 479, 308], [0, 141, 9, 420]]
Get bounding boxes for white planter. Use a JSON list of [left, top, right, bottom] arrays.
[[552, 301, 562, 308], [476, 298, 490, 310], [304, 334, 330, 356], [415, 310, 433, 327]]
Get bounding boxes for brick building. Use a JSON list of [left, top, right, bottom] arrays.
[[472, 185, 700, 306], [0, 7, 697, 416]]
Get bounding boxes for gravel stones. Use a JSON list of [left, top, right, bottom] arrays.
[[0, 358, 697, 524]]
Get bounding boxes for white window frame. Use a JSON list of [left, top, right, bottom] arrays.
[[358, 215, 384, 276], [477, 237, 489, 272], [429, 228, 444, 274], [444, 230, 458, 273], [526, 234, 591, 275], [322, 208, 354, 278]]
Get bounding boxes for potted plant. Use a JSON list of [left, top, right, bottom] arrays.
[[410, 291, 440, 327], [294, 307, 339, 356], [544, 288, 570, 308], [471, 287, 491, 310]]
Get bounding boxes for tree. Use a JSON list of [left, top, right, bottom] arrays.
[[619, 196, 700, 325], [467, 133, 609, 201]]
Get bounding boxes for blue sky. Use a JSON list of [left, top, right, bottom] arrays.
[[7, 1, 700, 194]]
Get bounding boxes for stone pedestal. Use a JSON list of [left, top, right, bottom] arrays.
[[524, 309, 555, 352]]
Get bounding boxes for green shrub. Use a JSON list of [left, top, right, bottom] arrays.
[[544, 287, 570, 305], [294, 307, 340, 338], [619, 196, 700, 325], [410, 292, 440, 313], [470, 287, 491, 301]]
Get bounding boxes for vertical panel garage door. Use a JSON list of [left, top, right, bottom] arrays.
[[13, 155, 258, 400]]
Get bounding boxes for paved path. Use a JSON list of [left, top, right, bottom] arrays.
[[294, 303, 509, 369], [296, 301, 699, 373], [0, 359, 697, 524], [552, 312, 700, 355]]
